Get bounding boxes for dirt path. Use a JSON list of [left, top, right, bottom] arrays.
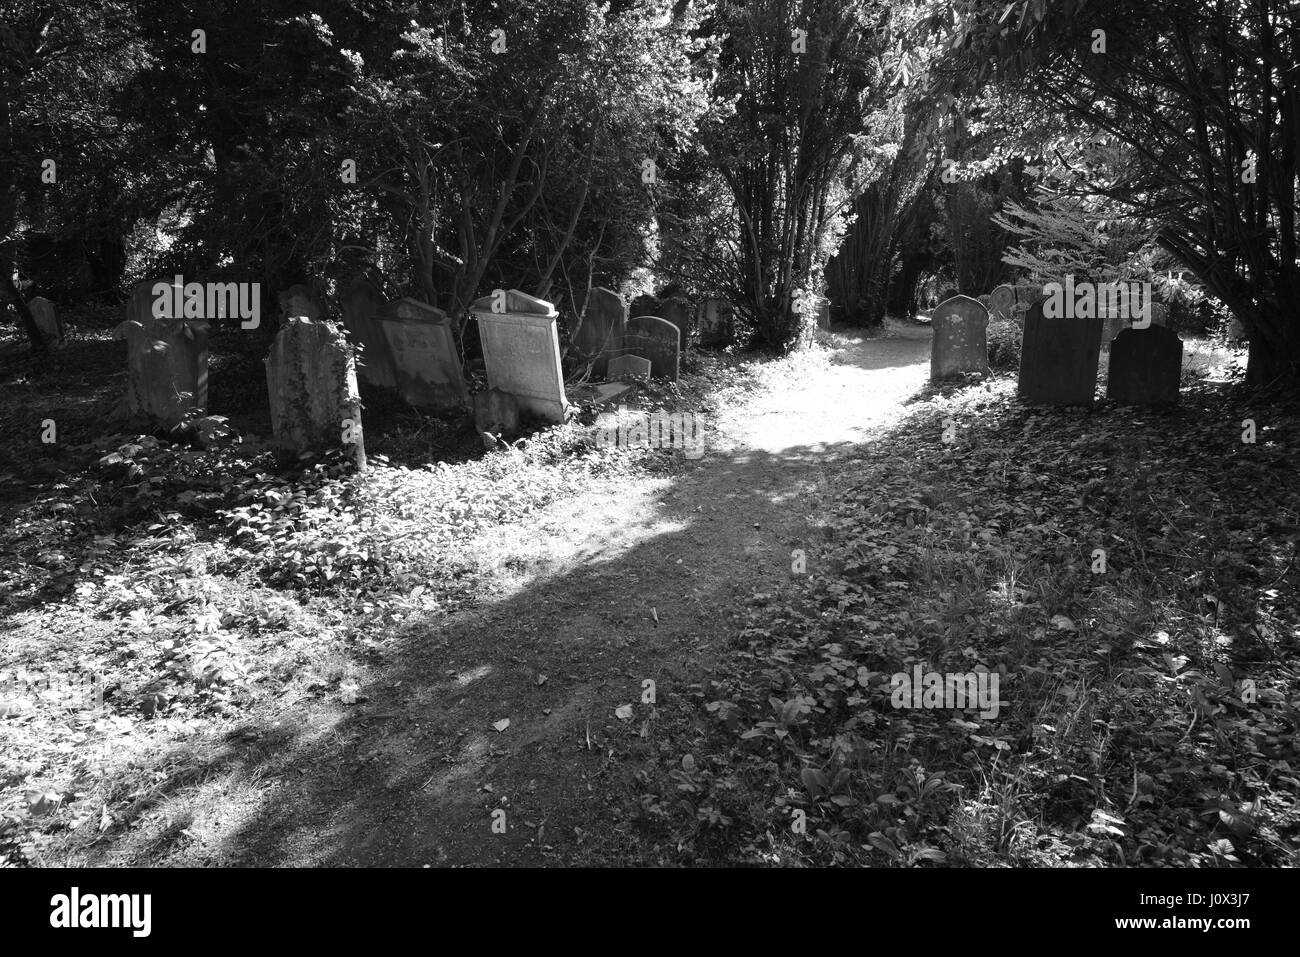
[[95, 325, 933, 867]]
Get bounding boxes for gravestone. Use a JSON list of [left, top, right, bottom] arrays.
[[988, 285, 1016, 321], [816, 298, 831, 330], [27, 297, 63, 346], [630, 294, 659, 323], [339, 276, 398, 388], [697, 299, 734, 347], [574, 287, 627, 378], [468, 289, 568, 423], [624, 315, 680, 380], [930, 294, 990, 379], [473, 387, 521, 446], [659, 297, 693, 345], [278, 283, 325, 322], [1102, 314, 1128, 349], [1017, 302, 1104, 405], [607, 353, 651, 381], [1107, 327, 1182, 406], [377, 297, 468, 411], [265, 317, 365, 467], [113, 280, 209, 426]]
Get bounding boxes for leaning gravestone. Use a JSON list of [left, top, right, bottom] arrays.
[[113, 280, 209, 426], [339, 276, 398, 389], [27, 297, 63, 346], [930, 294, 990, 379], [988, 285, 1016, 322], [607, 353, 651, 381], [1107, 327, 1182, 406], [377, 297, 468, 411], [574, 287, 627, 379], [278, 283, 325, 322], [469, 289, 568, 424], [624, 315, 680, 380], [1017, 302, 1104, 405], [265, 317, 365, 468]]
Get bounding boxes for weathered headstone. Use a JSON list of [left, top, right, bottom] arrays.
[[624, 315, 680, 380], [607, 353, 652, 381], [468, 289, 568, 424], [377, 297, 468, 411], [697, 299, 734, 347], [473, 387, 521, 446], [1107, 327, 1182, 406], [816, 298, 831, 330], [339, 276, 398, 389], [659, 296, 693, 345], [988, 285, 1016, 321], [930, 294, 990, 379], [27, 297, 63, 346], [278, 283, 325, 322], [574, 287, 627, 378], [265, 317, 365, 468], [113, 280, 210, 425], [1017, 302, 1104, 405]]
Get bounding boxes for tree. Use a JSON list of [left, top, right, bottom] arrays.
[[698, 0, 896, 351], [928, 0, 1300, 385]]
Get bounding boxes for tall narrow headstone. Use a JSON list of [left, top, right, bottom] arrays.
[[930, 294, 990, 379], [574, 287, 627, 378], [468, 289, 568, 424], [1017, 302, 1103, 405], [1107, 327, 1182, 406], [27, 297, 63, 346], [624, 315, 680, 380], [339, 276, 398, 388], [113, 280, 209, 426], [265, 317, 365, 468], [377, 297, 468, 411]]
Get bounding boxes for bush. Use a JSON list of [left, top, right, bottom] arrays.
[[987, 314, 1022, 371]]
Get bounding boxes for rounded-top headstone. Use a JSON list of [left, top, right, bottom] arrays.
[[930, 294, 990, 380]]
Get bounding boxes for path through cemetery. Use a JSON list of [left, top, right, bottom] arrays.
[[114, 327, 931, 866]]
